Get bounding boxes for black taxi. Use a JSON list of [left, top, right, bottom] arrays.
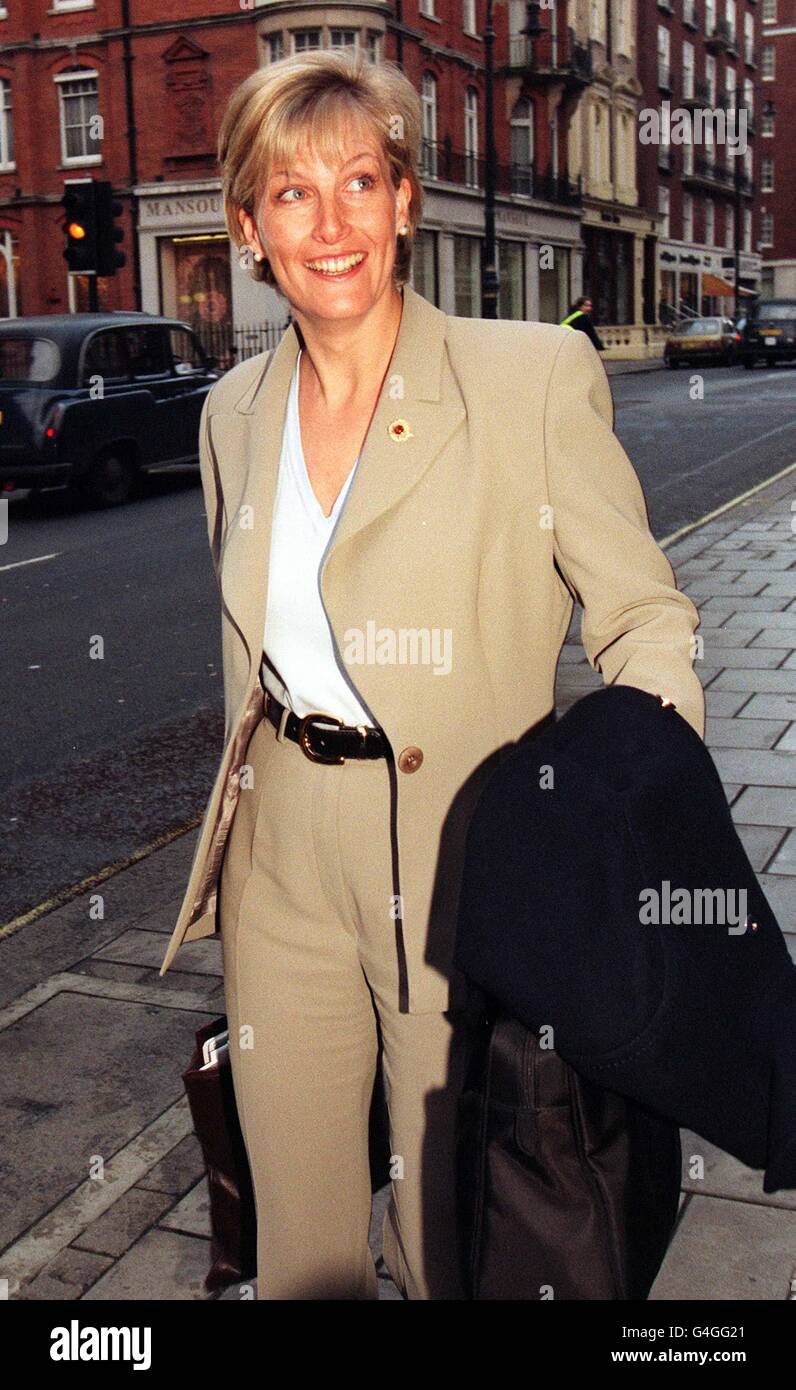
[[0, 313, 218, 506], [740, 300, 796, 369]]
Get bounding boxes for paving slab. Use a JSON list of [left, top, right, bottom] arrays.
[[649, 1197, 796, 1301]]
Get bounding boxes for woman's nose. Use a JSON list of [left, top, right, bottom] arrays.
[[313, 196, 349, 243]]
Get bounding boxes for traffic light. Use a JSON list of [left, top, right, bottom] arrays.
[[62, 179, 99, 274], [95, 181, 127, 276]]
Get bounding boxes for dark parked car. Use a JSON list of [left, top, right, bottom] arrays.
[[739, 300, 796, 369], [663, 316, 738, 368], [0, 313, 218, 506]]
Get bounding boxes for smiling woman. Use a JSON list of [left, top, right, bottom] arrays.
[[218, 50, 422, 303], [168, 45, 707, 1309]]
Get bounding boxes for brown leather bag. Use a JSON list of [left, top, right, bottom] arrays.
[[456, 1009, 682, 1300], [183, 1016, 392, 1293]]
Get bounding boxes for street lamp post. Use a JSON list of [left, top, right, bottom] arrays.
[[481, 0, 544, 318], [483, 0, 498, 319], [729, 91, 770, 325]]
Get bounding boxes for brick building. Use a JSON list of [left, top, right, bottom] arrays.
[[636, 0, 762, 325], [0, 0, 598, 346], [759, 0, 795, 299]]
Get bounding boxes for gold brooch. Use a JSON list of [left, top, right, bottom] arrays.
[[388, 418, 413, 442]]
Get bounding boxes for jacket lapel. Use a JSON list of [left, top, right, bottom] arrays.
[[214, 283, 466, 687]]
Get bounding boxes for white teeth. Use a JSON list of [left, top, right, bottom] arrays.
[[305, 253, 365, 274]]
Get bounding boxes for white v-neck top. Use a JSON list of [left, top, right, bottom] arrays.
[[261, 349, 374, 724]]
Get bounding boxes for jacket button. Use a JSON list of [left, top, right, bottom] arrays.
[[397, 746, 423, 774]]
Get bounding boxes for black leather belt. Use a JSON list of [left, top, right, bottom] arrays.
[[263, 688, 389, 764]]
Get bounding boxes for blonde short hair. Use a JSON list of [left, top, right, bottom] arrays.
[[218, 49, 423, 292]]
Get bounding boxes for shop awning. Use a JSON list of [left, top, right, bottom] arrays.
[[702, 273, 756, 297]]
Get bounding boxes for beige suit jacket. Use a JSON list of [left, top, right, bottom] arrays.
[[158, 283, 705, 1012]]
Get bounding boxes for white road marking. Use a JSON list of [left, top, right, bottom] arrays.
[[0, 551, 60, 573]]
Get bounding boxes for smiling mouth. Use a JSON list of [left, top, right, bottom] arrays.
[[304, 252, 367, 277]]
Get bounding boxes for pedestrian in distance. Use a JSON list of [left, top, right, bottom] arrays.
[[561, 295, 605, 350]]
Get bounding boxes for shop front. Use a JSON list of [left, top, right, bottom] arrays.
[[136, 180, 286, 367]]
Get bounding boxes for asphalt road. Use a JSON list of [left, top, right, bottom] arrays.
[[611, 362, 796, 538], [2, 362, 795, 925]]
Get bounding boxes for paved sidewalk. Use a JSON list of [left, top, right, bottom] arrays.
[[1, 471, 795, 1303], [604, 356, 665, 377]]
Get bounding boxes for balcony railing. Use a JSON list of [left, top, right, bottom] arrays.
[[506, 25, 593, 85], [420, 140, 582, 205], [705, 18, 734, 52], [683, 156, 755, 195], [683, 76, 713, 106]]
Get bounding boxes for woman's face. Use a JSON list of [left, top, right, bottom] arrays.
[[239, 114, 412, 322]]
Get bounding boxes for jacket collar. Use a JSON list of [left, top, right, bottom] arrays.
[[212, 283, 466, 685]]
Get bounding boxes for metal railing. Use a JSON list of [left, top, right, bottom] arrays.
[[506, 26, 592, 82], [421, 140, 582, 204], [193, 319, 292, 372]]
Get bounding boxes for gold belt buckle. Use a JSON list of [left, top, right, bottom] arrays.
[[297, 711, 346, 764]]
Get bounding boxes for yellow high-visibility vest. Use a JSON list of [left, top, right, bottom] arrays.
[[560, 310, 585, 330]]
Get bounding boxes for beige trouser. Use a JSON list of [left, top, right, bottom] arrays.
[[217, 700, 482, 1300]]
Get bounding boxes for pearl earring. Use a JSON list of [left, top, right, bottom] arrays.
[[252, 249, 263, 262], [399, 225, 409, 236]]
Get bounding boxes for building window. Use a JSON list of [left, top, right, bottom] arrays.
[[0, 79, 13, 169], [657, 25, 670, 87], [744, 77, 754, 118], [266, 33, 284, 63], [761, 106, 774, 136], [366, 32, 380, 62], [658, 184, 670, 238], [743, 207, 752, 252], [463, 0, 477, 34], [761, 45, 775, 79], [453, 235, 481, 316], [539, 245, 571, 323], [510, 97, 534, 195], [705, 0, 715, 36], [593, 104, 604, 182], [705, 53, 717, 104], [682, 131, 694, 174], [761, 156, 774, 191], [616, 0, 629, 54], [682, 40, 694, 99], [744, 12, 754, 65], [725, 66, 736, 109], [705, 199, 715, 245], [725, 206, 734, 248], [760, 211, 773, 246], [56, 69, 100, 164], [725, 0, 736, 47], [464, 87, 479, 188], [412, 228, 438, 305], [683, 0, 696, 26], [590, 0, 604, 41], [762, 0, 776, 20], [498, 240, 526, 320], [682, 191, 694, 241], [419, 0, 436, 16], [293, 30, 322, 52], [330, 29, 358, 48], [421, 71, 438, 177]]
